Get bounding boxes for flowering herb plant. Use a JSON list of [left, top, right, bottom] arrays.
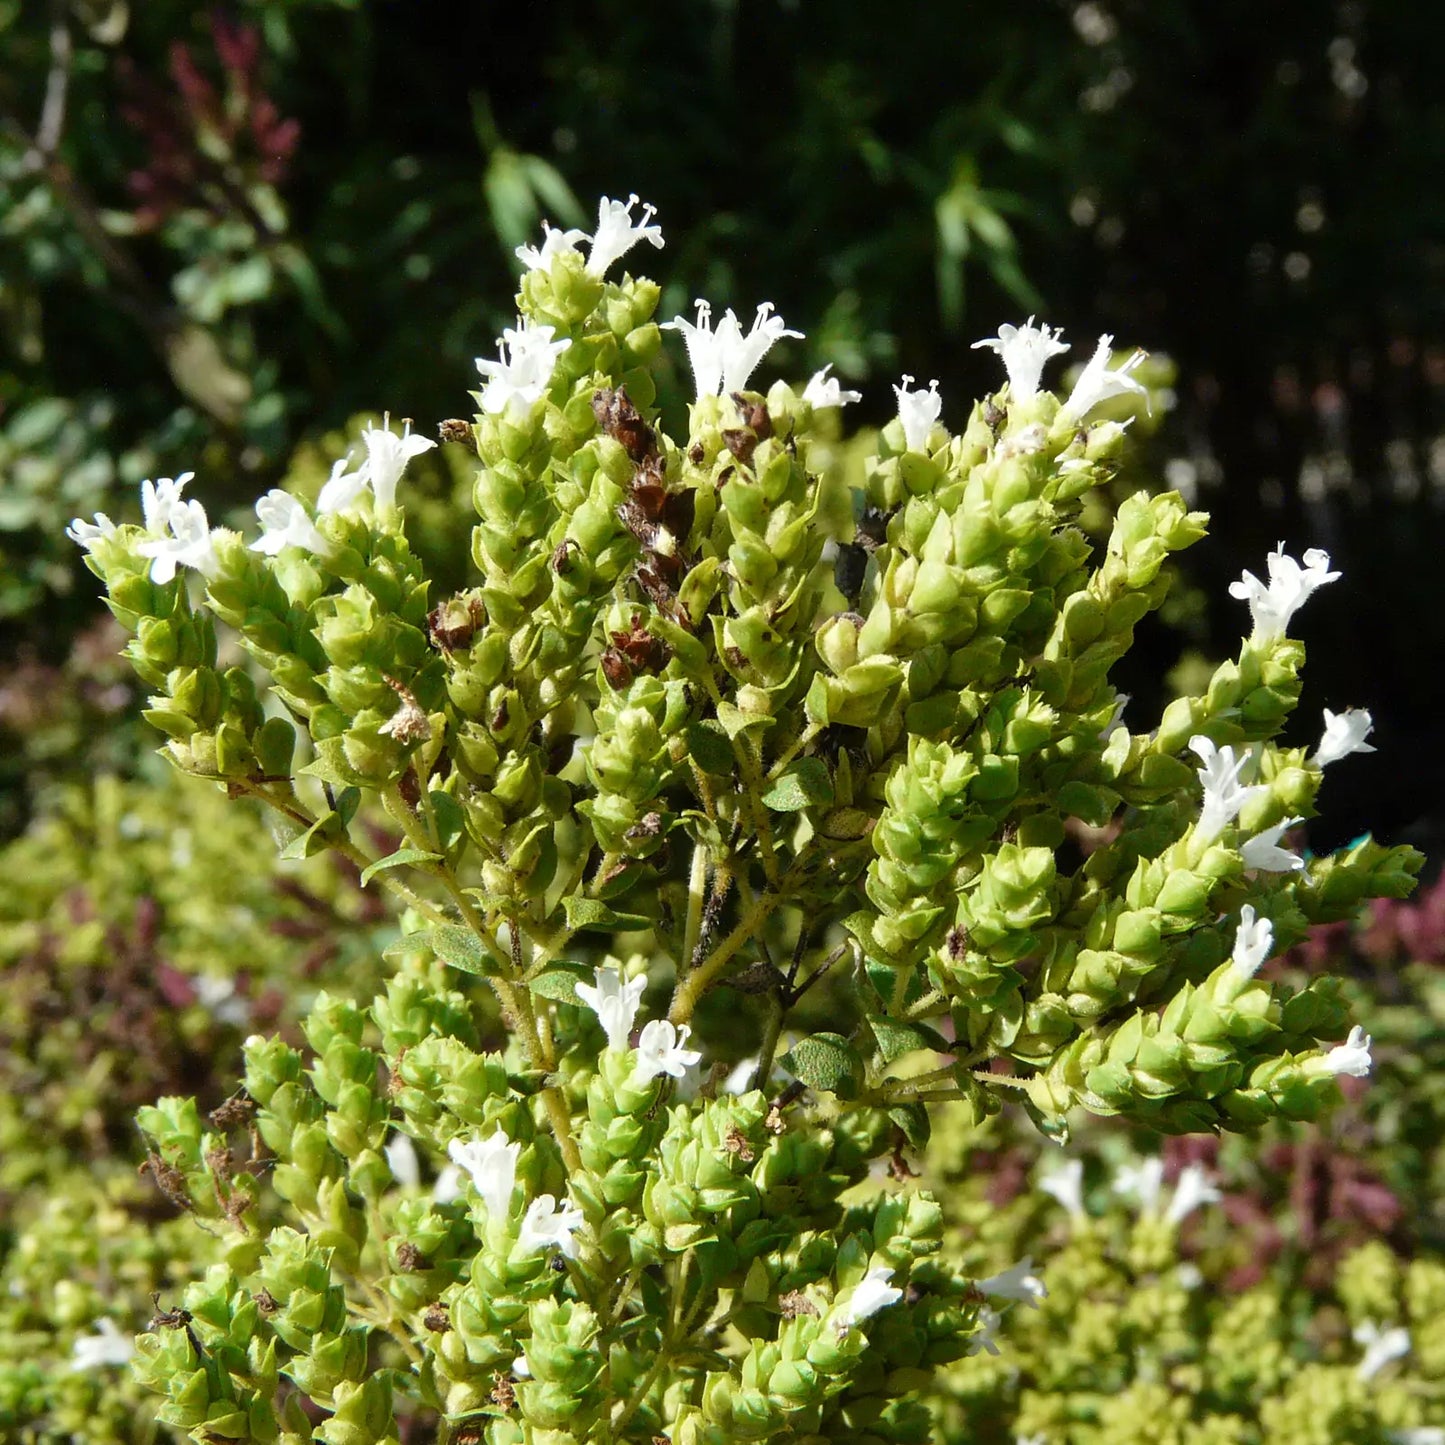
[[68, 195, 1420, 1444]]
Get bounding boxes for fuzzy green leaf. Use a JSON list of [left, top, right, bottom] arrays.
[[761, 757, 833, 812], [359, 847, 441, 888], [781, 1032, 864, 1100]]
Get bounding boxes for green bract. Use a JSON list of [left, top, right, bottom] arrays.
[[59, 206, 1422, 1443]]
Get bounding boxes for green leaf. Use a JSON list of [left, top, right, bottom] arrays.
[[420, 924, 503, 978], [781, 1032, 864, 1101], [867, 1014, 951, 1065], [821, 807, 874, 842], [715, 700, 773, 740], [888, 1103, 931, 1149], [685, 720, 735, 777], [300, 739, 366, 789], [761, 757, 834, 813], [359, 847, 441, 888], [428, 789, 468, 862], [563, 896, 652, 933], [279, 810, 339, 861], [527, 962, 595, 1004]]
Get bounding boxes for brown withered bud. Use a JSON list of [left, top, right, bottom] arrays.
[[661, 487, 695, 543], [592, 385, 657, 461], [140, 1152, 192, 1212], [208, 1089, 256, 1131], [635, 560, 682, 615], [946, 925, 970, 961], [729, 394, 773, 440], [833, 542, 868, 603], [626, 811, 665, 841], [729, 960, 784, 996], [551, 540, 578, 574], [423, 1302, 450, 1332], [600, 648, 634, 691], [454, 1425, 485, 1445], [721, 428, 759, 466], [253, 1288, 278, 1317], [205, 1145, 234, 1184], [438, 418, 474, 445], [380, 681, 432, 745], [688, 441, 706, 465], [779, 1290, 819, 1320], [396, 1241, 428, 1272], [150, 1295, 193, 1331], [983, 399, 1006, 436], [490, 698, 509, 733], [610, 613, 670, 672], [855, 506, 892, 552], [723, 1126, 756, 1163], [490, 1374, 517, 1411], [617, 497, 656, 548], [428, 592, 485, 651]]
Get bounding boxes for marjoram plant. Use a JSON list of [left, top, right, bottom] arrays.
[[68, 195, 1420, 1444]]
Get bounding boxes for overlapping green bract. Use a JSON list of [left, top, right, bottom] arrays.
[[65, 217, 1424, 1443]]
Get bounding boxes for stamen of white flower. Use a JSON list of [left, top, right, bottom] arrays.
[[446, 1130, 520, 1220], [1315, 707, 1376, 768], [631, 1019, 703, 1084], [838, 1265, 902, 1327], [1240, 818, 1305, 873], [1061, 335, 1150, 420], [251, 491, 330, 556], [1230, 904, 1274, 979], [516, 220, 588, 272], [517, 1193, 584, 1258], [66, 513, 118, 551], [1113, 1157, 1165, 1213], [1038, 1157, 1087, 1219], [585, 193, 664, 278], [976, 1256, 1046, 1307], [801, 364, 862, 409], [385, 1133, 420, 1189], [1164, 1163, 1221, 1225], [575, 966, 647, 1052], [1228, 543, 1341, 645], [971, 317, 1070, 402], [476, 322, 572, 418], [359, 419, 437, 511], [1189, 735, 1267, 845], [69, 1317, 136, 1370], [317, 454, 367, 515], [665, 299, 802, 399], [892, 374, 943, 453], [136, 498, 220, 583], [1355, 1320, 1410, 1381], [1320, 1024, 1373, 1079]]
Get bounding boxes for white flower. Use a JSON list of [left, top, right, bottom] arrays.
[[385, 1133, 420, 1189], [585, 193, 664, 278], [892, 374, 943, 453], [966, 1304, 1003, 1355], [136, 498, 220, 583], [432, 1164, 463, 1205], [665, 300, 803, 399], [511, 1351, 532, 1379], [838, 1266, 902, 1326], [722, 1056, 760, 1094], [1389, 1431, 1445, 1445], [316, 454, 367, 515], [1355, 1320, 1410, 1381], [1228, 543, 1341, 645], [70, 1318, 135, 1369], [1164, 1163, 1222, 1226], [1315, 707, 1376, 768], [141, 473, 195, 534], [575, 966, 647, 1052], [192, 974, 249, 1028], [358, 419, 436, 510], [1038, 1157, 1087, 1219], [516, 219, 588, 272], [1321, 1024, 1373, 1079], [517, 1193, 584, 1258], [251, 491, 329, 556], [1189, 735, 1267, 844], [631, 1019, 703, 1084], [802, 364, 862, 409], [971, 317, 1070, 402], [1061, 335, 1149, 420], [1113, 1156, 1165, 1213], [1230, 904, 1274, 979], [977, 1256, 1046, 1307], [447, 1130, 519, 1220], [1240, 818, 1305, 873], [66, 513, 117, 551], [476, 323, 572, 418]]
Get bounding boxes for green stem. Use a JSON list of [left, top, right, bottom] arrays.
[[681, 838, 709, 968], [669, 879, 786, 1025], [754, 991, 786, 1087]]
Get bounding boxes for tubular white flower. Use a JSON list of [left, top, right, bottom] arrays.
[[1061, 335, 1149, 420], [976, 1256, 1046, 1307], [517, 1193, 584, 1258], [1320, 1024, 1373, 1079], [432, 1164, 463, 1205], [1038, 1157, 1087, 1219], [447, 1130, 520, 1220], [1315, 707, 1376, 768], [69, 1318, 136, 1370], [575, 966, 647, 1052], [316, 454, 367, 516], [1113, 1156, 1165, 1213], [516, 220, 588, 272], [1189, 735, 1267, 844], [971, 317, 1070, 402], [966, 1304, 1003, 1356], [136, 498, 220, 583], [384, 1133, 421, 1189], [476, 322, 572, 418], [665, 300, 803, 399], [1230, 904, 1274, 979], [1164, 1163, 1222, 1225], [359, 419, 437, 510], [66, 513, 117, 551], [1228, 543, 1341, 645], [1355, 1320, 1410, 1381], [251, 490, 329, 556], [585, 193, 664, 277], [838, 1266, 902, 1327], [1240, 818, 1305, 873], [141, 473, 195, 535], [892, 374, 943, 453], [631, 1019, 703, 1084], [801, 364, 862, 409]]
